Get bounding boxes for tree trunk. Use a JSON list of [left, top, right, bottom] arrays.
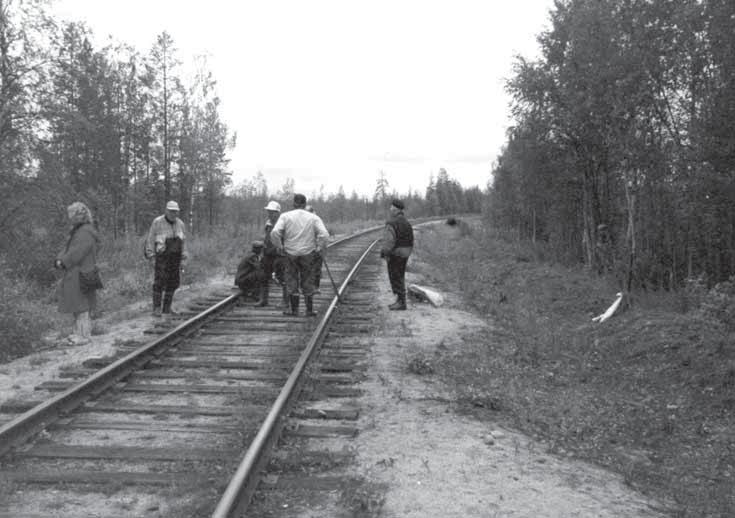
[[624, 173, 637, 292]]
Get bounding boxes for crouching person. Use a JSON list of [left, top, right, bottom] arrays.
[[235, 241, 267, 302]]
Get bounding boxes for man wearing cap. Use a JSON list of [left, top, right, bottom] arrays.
[[270, 194, 329, 317], [145, 201, 187, 316], [260, 200, 286, 307], [380, 199, 414, 310], [235, 241, 266, 301]]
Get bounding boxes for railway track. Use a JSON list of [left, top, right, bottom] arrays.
[[0, 226, 393, 517]]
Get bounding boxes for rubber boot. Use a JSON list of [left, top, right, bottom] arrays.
[[305, 296, 317, 317], [162, 290, 176, 315], [74, 312, 92, 341], [291, 295, 300, 316], [152, 289, 163, 317], [283, 295, 299, 316], [256, 282, 269, 307], [389, 293, 407, 311]]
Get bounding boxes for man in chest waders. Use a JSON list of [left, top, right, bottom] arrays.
[[270, 194, 329, 317], [260, 200, 287, 307], [145, 201, 188, 317]]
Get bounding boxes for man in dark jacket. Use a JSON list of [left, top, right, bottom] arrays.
[[380, 199, 414, 310], [235, 241, 266, 301]]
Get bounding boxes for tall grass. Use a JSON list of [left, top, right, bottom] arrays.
[[413, 221, 735, 517], [0, 217, 380, 363]]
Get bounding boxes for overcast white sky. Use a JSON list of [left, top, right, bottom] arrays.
[[52, 0, 554, 198]]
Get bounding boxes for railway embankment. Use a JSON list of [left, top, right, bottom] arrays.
[[0, 220, 731, 516]]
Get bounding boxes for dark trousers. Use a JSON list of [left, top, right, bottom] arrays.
[[284, 252, 318, 297], [237, 271, 266, 298], [263, 254, 285, 285], [387, 255, 408, 298], [312, 253, 323, 288], [153, 253, 181, 311]]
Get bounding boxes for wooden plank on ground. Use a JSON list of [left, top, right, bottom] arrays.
[[259, 475, 356, 491], [284, 423, 359, 438], [120, 383, 280, 395], [53, 419, 249, 434], [0, 469, 210, 486], [306, 387, 363, 399], [133, 370, 288, 382], [268, 450, 354, 470], [20, 444, 239, 461], [150, 359, 296, 369], [80, 402, 248, 416], [292, 407, 359, 420]]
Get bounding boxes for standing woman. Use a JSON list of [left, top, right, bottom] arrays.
[[55, 202, 102, 344]]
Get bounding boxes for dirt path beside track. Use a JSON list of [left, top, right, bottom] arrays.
[[1, 242, 670, 517], [345, 266, 667, 517]]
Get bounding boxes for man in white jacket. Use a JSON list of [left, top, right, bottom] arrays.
[[270, 194, 329, 317]]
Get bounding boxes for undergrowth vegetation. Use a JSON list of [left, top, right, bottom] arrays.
[[413, 221, 735, 517], [0, 218, 380, 364]]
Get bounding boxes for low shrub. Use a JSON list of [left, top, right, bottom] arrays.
[[417, 219, 735, 517], [0, 261, 66, 362], [698, 276, 735, 331], [0, 217, 379, 363]]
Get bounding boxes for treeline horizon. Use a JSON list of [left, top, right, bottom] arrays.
[[0, 1, 484, 286], [488, 0, 735, 290]]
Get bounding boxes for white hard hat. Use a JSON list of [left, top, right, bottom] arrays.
[[166, 200, 180, 211], [264, 201, 281, 212]]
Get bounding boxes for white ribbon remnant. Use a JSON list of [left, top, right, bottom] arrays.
[[592, 292, 623, 323]]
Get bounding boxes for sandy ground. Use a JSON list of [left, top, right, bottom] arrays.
[[1, 243, 669, 517], [0, 273, 233, 414], [349, 265, 667, 517]]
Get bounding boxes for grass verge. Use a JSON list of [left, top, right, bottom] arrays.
[[0, 218, 383, 365], [413, 220, 735, 517]]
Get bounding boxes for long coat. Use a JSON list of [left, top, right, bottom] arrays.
[[56, 223, 99, 314]]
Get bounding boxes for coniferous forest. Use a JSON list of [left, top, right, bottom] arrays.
[[0, 0, 481, 288], [5, 0, 735, 351]]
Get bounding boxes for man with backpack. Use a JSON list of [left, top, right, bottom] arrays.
[[380, 199, 414, 310]]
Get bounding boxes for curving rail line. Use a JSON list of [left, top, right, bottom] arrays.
[[211, 238, 378, 517], [0, 225, 386, 517]]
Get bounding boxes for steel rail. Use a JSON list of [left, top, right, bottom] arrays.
[[211, 239, 380, 518], [0, 225, 383, 459], [0, 294, 238, 457]]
